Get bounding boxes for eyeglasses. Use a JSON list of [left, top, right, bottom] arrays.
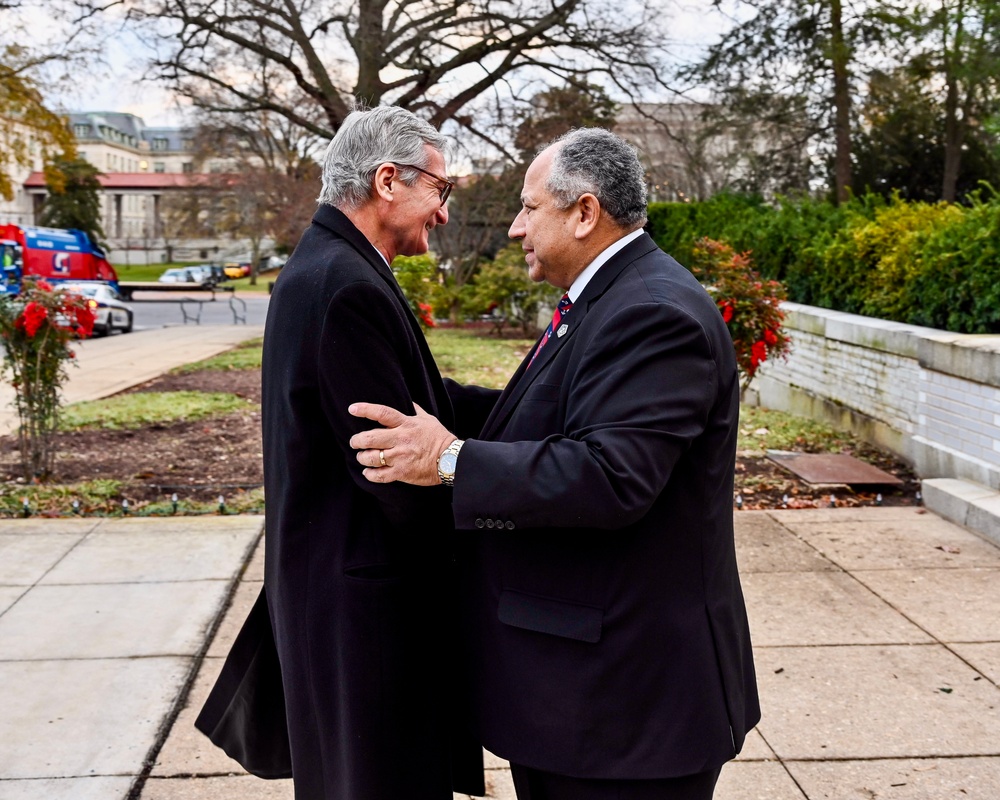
[[391, 162, 455, 206]]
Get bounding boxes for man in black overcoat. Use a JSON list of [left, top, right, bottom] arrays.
[[349, 129, 761, 800], [201, 106, 487, 799]]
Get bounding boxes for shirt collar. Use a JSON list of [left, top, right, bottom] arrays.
[[567, 228, 645, 303]]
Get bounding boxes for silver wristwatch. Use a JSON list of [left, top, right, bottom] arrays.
[[437, 439, 464, 486]]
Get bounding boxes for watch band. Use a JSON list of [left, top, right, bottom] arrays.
[[437, 439, 464, 486]]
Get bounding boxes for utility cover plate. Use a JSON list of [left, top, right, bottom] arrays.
[[766, 451, 903, 486]]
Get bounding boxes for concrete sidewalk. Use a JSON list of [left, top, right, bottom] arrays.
[[0, 324, 265, 436], [140, 507, 1000, 800], [0, 515, 264, 799]]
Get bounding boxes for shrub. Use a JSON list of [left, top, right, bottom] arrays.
[[461, 243, 559, 334], [393, 253, 441, 328], [689, 238, 791, 390], [906, 195, 1000, 332], [0, 278, 96, 479]]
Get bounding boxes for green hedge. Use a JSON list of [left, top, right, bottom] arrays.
[[646, 191, 1000, 333]]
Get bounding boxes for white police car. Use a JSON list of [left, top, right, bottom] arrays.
[[59, 282, 134, 336]]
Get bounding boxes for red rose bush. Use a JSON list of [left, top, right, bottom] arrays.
[[689, 238, 791, 391], [0, 278, 96, 479]]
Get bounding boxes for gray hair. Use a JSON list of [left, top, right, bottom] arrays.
[[544, 128, 648, 228], [318, 106, 449, 209]]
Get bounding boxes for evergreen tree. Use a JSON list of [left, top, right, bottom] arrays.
[[39, 158, 107, 251], [687, 0, 911, 203]]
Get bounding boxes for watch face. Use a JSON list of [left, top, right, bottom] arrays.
[[439, 451, 458, 476]]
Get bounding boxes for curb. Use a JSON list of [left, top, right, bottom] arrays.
[[922, 477, 1000, 547]]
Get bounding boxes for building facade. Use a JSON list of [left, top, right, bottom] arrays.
[[1, 112, 245, 262]]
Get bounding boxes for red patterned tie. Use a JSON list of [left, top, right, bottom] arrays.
[[529, 293, 573, 367]]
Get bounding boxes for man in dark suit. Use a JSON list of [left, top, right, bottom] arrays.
[[349, 128, 760, 799], [239, 106, 485, 799]]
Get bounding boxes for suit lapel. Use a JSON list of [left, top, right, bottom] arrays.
[[481, 233, 660, 440]]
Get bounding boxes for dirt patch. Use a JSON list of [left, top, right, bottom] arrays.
[[0, 369, 263, 505], [0, 364, 920, 511]]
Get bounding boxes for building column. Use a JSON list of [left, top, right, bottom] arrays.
[[31, 194, 45, 225], [114, 194, 123, 238], [152, 193, 162, 238]]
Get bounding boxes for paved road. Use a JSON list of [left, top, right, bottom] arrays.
[[126, 292, 270, 331]]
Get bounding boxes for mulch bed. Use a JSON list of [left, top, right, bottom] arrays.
[[0, 365, 921, 512], [735, 443, 921, 510], [0, 370, 263, 505]]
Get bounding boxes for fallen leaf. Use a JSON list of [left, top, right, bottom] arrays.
[[936, 545, 961, 554]]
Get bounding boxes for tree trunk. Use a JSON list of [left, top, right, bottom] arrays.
[[941, 0, 966, 203], [354, 0, 387, 108], [830, 0, 852, 204]]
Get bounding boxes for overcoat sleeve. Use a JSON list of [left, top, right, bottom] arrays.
[[316, 279, 454, 527], [452, 302, 721, 530], [445, 378, 502, 439]]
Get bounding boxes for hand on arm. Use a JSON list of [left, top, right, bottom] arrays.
[[349, 402, 457, 486]]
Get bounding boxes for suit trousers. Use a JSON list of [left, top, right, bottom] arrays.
[[509, 763, 722, 800]]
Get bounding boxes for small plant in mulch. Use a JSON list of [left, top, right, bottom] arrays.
[[690, 238, 791, 390], [0, 278, 96, 480]]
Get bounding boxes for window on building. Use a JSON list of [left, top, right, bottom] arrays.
[[154, 162, 166, 173], [73, 124, 91, 137], [152, 138, 169, 151], [182, 162, 194, 174]]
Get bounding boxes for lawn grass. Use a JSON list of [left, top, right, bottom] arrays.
[[0, 479, 123, 516], [738, 405, 853, 453], [173, 338, 264, 373], [4, 481, 264, 517], [426, 327, 534, 389], [218, 273, 279, 293], [111, 262, 278, 293], [61, 391, 255, 430], [112, 262, 202, 282]]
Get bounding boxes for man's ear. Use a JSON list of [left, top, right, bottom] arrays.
[[373, 163, 396, 203], [574, 194, 601, 240]]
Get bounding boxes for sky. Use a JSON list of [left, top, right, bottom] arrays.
[[20, 0, 742, 127]]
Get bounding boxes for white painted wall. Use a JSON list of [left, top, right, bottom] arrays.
[[746, 303, 1000, 490]]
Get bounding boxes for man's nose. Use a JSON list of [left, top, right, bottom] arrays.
[[436, 202, 449, 225], [508, 210, 525, 240]]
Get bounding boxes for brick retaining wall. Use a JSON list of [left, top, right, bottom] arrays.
[[746, 303, 1000, 490]]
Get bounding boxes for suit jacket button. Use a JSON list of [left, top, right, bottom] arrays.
[[485, 519, 495, 528], [494, 519, 503, 529], [475, 518, 485, 528], [505, 520, 515, 530]]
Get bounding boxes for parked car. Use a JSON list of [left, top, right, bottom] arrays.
[[158, 267, 199, 284], [59, 282, 133, 336], [186, 264, 226, 286], [158, 265, 224, 286], [223, 261, 252, 279]]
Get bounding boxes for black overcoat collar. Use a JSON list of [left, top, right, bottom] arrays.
[[310, 204, 430, 342]]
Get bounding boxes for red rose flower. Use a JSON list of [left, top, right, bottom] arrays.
[[764, 328, 778, 346], [417, 302, 436, 328], [17, 302, 49, 338], [718, 301, 734, 324], [750, 340, 767, 368]]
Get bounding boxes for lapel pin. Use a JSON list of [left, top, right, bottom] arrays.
[[556, 323, 569, 338]]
